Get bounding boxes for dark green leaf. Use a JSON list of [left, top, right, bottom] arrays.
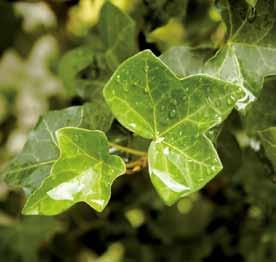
[[4, 102, 113, 193], [258, 127, 276, 170], [59, 2, 137, 97], [0, 216, 61, 262], [245, 80, 276, 132], [161, 0, 276, 109], [99, 1, 137, 70], [58, 46, 108, 97]]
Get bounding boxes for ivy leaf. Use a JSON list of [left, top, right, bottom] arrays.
[[258, 127, 276, 170], [99, 1, 137, 70], [59, 2, 136, 97], [58, 47, 109, 97], [245, 80, 276, 170], [23, 128, 125, 215], [161, 0, 276, 110], [103, 50, 243, 205], [160, 46, 213, 77], [245, 80, 276, 133], [4, 102, 113, 193]]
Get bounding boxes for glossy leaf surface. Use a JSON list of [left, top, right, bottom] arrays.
[[104, 50, 243, 204], [23, 128, 125, 215], [4, 102, 113, 193], [161, 0, 276, 110]]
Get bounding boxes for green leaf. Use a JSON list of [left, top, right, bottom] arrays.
[[244, 80, 276, 171], [99, 1, 137, 70], [23, 127, 125, 215], [258, 127, 276, 170], [104, 50, 243, 205], [59, 2, 137, 97], [0, 216, 61, 262], [160, 46, 213, 78], [245, 0, 258, 7], [4, 102, 113, 193], [161, 0, 276, 109], [245, 80, 276, 133], [58, 47, 109, 97]]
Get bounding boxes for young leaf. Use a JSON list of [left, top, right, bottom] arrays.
[[161, 0, 276, 110], [23, 128, 125, 215], [4, 102, 113, 193], [104, 50, 244, 205]]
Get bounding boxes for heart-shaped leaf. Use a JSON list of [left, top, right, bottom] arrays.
[[104, 50, 244, 205], [23, 128, 125, 215]]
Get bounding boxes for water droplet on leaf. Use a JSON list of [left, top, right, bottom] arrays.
[[169, 109, 176, 119]]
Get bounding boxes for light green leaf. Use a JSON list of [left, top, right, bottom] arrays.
[[245, 0, 258, 7], [23, 128, 125, 215], [4, 102, 113, 193], [161, 0, 276, 110], [104, 50, 243, 205], [160, 46, 213, 78]]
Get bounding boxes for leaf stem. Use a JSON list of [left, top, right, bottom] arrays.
[[109, 142, 147, 156], [126, 156, 147, 168]]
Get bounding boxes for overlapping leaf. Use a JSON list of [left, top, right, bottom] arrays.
[[245, 80, 276, 170], [104, 50, 243, 205], [59, 1, 137, 98], [23, 128, 125, 215], [161, 0, 276, 110], [99, 1, 136, 70], [4, 102, 112, 193], [258, 127, 276, 170], [58, 47, 109, 98]]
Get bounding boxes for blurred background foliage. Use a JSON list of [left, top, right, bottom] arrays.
[[0, 0, 276, 261]]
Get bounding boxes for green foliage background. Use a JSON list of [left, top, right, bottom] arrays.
[[0, 0, 276, 261]]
